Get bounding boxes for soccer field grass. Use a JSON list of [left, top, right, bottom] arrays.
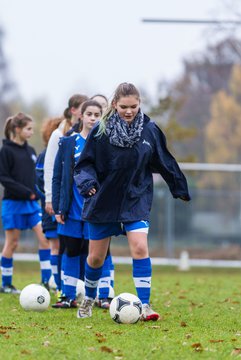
[[1, 263, 241, 359]]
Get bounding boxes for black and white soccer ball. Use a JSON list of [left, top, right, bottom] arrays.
[[109, 292, 142, 324], [19, 284, 50, 311]]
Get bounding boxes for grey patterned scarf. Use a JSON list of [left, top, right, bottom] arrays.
[[105, 110, 144, 148]]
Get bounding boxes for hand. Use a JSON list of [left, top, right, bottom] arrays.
[[45, 202, 54, 215], [88, 188, 96, 196], [29, 193, 36, 200], [55, 214, 65, 224], [180, 196, 189, 202]]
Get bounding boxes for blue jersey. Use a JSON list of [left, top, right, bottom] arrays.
[[67, 135, 85, 221], [53, 134, 87, 237]]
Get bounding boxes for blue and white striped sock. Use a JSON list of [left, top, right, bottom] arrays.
[[38, 249, 51, 284], [85, 262, 103, 300], [108, 255, 115, 289], [133, 257, 152, 305], [1, 256, 13, 287], [50, 254, 61, 291], [64, 255, 80, 300], [98, 257, 111, 299], [61, 253, 67, 296]]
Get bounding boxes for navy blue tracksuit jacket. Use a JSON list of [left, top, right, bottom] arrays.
[[74, 115, 191, 223], [52, 135, 76, 218]]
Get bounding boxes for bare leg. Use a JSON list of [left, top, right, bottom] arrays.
[[1, 229, 20, 291], [50, 238, 59, 255], [77, 237, 111, 318], [127, 231, 159, 321], [2, 229, 20, 258], [127, 232, 149, 259], [32, 223, 50, 249], [87, 237, 111, 268]]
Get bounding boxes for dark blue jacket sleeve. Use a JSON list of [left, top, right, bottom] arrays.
[[35, 151, 45, 200], [52, 141, 63, 214], [74, 132, 100, 198], [150, 124, 191, 201]]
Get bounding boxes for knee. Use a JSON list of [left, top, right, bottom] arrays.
[[88, 254, 104, 268], [7, 239, 18, 252], [131, 244, 148, 259]]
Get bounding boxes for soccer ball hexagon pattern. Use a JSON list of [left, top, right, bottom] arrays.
[[109, 292, 142, 324]]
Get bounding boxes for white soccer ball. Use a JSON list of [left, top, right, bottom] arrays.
[[76, 279, 85, 304], [109, 292, 142, 324], [19, 284, 50, 312], [97, 285, 115, 299]]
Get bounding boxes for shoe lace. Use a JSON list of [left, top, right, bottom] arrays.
[[142, 304, 152, 315], [79, 299, 93, 313]]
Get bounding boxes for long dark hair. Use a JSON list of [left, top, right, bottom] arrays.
[[78, 100, 102, 132], [4, 112, 33, 140], [63, 94, 88, 134]]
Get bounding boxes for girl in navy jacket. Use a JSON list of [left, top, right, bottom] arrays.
[[0, 112, 50, 294], [52, 100, 105, 308], [74, 83, 191, 320]]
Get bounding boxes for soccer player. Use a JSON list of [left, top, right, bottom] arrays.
[[43, 94, 88, 293], [51, 100, 102, 308], [35, 116, 64, 293], [90, 93, 115, 308], [74, 82, 191, 320], [0, 112, 51, 293], [91, 94, 108, 114]]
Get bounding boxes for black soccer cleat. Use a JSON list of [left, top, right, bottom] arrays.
[[0, 284, 21, 294]]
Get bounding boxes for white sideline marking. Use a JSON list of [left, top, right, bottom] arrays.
[[0, 253, 241, 268]]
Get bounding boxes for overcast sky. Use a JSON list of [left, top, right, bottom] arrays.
[[0, 0, 240, 114]]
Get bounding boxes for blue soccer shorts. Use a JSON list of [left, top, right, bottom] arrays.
[[45, 229, 58, 239], [2, 211, 42, 230], [89, 220, 149, 240], [57, 218, 90, 240]]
